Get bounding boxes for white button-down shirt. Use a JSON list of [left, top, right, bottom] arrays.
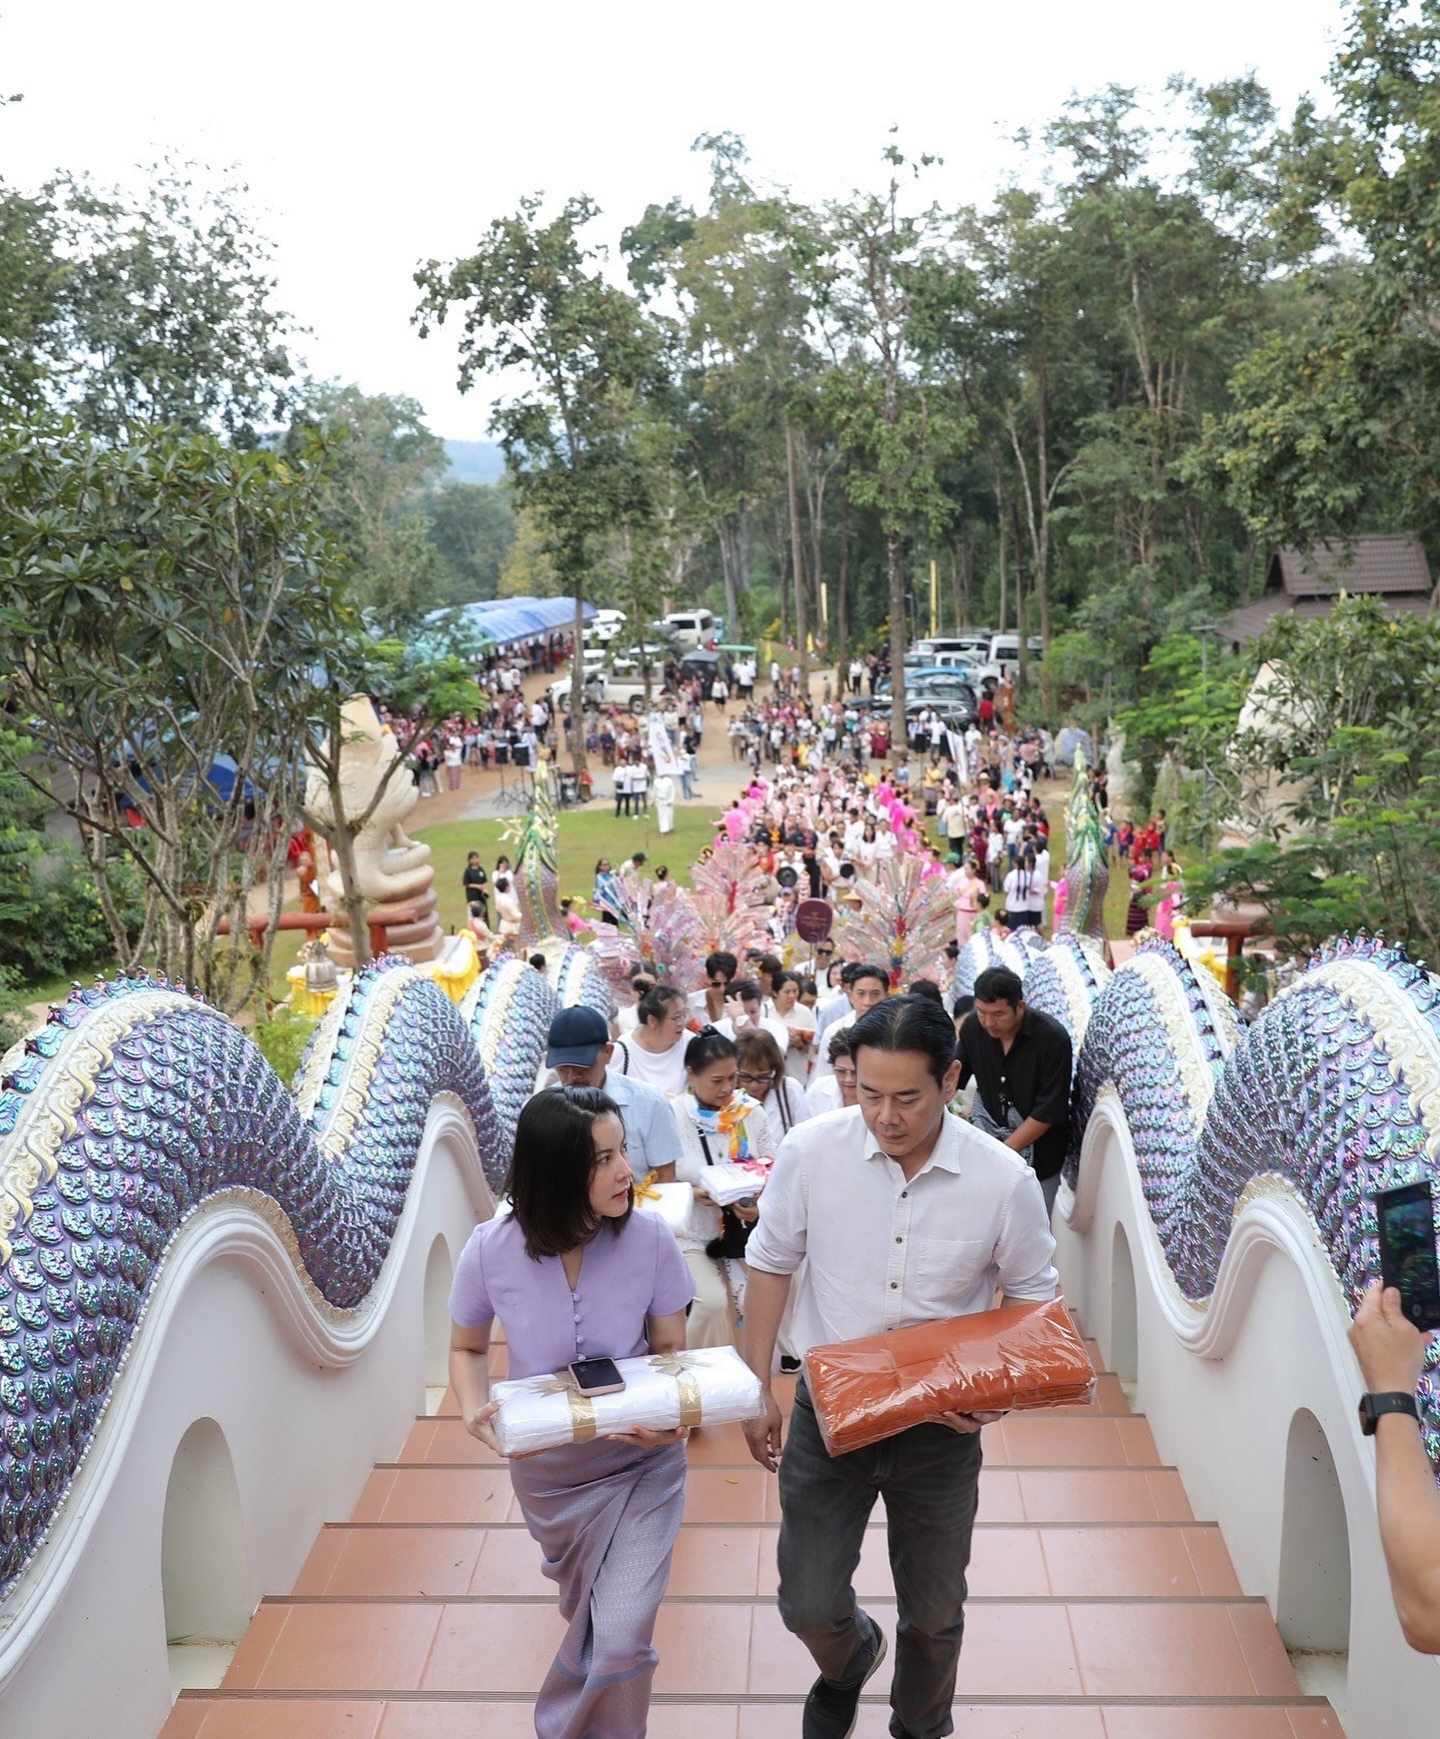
[[746, 1104, 1058, 1355]]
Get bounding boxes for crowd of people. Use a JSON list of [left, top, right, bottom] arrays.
[[439, 651, 1440, 1739]]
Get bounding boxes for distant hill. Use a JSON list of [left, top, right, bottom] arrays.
[[443, 439, 507, 485]]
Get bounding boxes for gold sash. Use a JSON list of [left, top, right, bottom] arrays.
[[647, 1352, 706, 1429], [535, 1373, 598, 1442]]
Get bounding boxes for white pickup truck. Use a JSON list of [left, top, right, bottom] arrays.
[[547, 670, 651, 713]]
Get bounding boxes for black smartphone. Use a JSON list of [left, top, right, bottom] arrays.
[[568, 1357, 626, 1396], [1376, 1181, 1440, 1332]]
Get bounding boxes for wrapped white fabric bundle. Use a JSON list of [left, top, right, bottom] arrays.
[[633, 1180, 693, 1233], [697, 1161, 771, 1207], [492, 1345, 764, 1456]]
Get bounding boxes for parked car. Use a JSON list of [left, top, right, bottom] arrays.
[[583, 609, 627, 645], [664, 608, 717, 651], [547, 671, 650, 713], [987, 633, 1045, 675]]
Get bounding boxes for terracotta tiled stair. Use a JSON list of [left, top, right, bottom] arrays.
[[161, 1338, 1344, 1739]]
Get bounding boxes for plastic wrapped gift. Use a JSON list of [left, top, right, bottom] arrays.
[[698, 1160, 772, 1206], [492, 1345, 765, 1456], [632, 1179, 694, 1234], [804, 1298, 1096, 1457]]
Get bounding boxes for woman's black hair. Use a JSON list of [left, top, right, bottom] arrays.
[[685, 1028, 738, 1073], [906, 978, 945, 1005], [637, 982, 685, 1026], [506, 1087, 630, 1259], [848, 993, 959, 1085], [773, 970, 801, 996], [729, 976, 762, 1002]]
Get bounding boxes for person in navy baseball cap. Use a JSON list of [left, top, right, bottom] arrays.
[[545, 1004, 611, 1069], [539, 1004, 682, 1177]]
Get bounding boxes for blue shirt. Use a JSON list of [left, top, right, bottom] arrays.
[[598, 1068, 684, 1175]]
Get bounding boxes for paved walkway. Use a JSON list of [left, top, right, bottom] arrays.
[[159, 1325, 1341, 1739]]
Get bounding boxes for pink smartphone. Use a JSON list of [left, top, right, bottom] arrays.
[[569, 1357, 626, 1396]]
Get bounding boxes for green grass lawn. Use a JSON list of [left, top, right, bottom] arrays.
[[267, 803, 723, 997]]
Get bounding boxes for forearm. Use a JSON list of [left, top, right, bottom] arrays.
[[742, 1267, 793, 1385], [449, 1346, 491, 1418], [1009, 1116, 1051, 1152], [1376, 1414, 1440, 1651]]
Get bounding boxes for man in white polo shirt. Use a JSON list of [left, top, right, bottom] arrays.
[[743, 994, 1057, 1739]]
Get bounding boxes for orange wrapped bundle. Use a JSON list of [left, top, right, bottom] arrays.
[[803, 1298, 1096, 1456]]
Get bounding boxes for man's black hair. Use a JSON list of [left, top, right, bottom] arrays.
[[973, 965, 1025, 1009], [848, 993, 958, 1086], [704, 950, 738, 981], [850, 963, 889, 990], [953, 993, 975, 1019], [528, 952, 547, 971], [506, 1087, 630, 1258], [730, 977, 762, 1002], [906, 978, 945, 1005]]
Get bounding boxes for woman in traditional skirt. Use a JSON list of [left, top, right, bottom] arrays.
[[449, 1087, 695, 1739]]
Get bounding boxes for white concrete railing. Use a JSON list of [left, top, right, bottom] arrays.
[[1054, 1089, 1440, 1739], [0, 1093, 493, 1739]]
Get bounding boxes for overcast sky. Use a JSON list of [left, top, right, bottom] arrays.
[[6, 1, 1348, 441]]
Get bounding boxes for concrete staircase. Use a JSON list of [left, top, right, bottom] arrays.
[[160, 1338, 1343, 1739]]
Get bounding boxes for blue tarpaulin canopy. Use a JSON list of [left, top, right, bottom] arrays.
[[419, 596, 595, 652]]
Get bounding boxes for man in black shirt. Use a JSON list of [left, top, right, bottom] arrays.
[[955, 965, 1073, 1215]]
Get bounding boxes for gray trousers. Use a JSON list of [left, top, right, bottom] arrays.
[[776, 1382, 982, 1739]]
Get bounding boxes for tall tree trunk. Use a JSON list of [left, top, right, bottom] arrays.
[[888, 529, 906, 764], [1012, 499, 1029, 698], [785, 417, 809, 692], [717, 521, 741, 630], [836, 488, 850, 670], [997, 509, 1008, 636], [961, 522, 974, 626], [570, 587, 587, 773]]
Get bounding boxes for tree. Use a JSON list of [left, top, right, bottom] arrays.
[[1194, 2, 1440, 553], [46, 161, 299, 444], [823, 144, 968, 752], [286, 383, 452, 633], [415, 193, 662, 769], [0, 420, 352, 1012], [1190, 599, 1440, 960], [424, 481, 516, 604]]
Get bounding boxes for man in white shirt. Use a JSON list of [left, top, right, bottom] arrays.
[[809, 964, 889, 1083], [743, 994, 1057, 1739]]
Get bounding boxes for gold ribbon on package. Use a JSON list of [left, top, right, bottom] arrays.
[[536, 1373, 598, 1442], [647, 1352, 705, 1429], [633, 1170, 664, 1203]]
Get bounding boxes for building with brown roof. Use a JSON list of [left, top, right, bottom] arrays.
[[1219, 533, 1436, 647]]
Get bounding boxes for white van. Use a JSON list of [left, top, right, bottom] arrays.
[[987, 633, 1045, 674], [664, 608, 716, 651]]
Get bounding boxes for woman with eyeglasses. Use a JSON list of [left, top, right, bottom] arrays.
[[669, 1029, 775, 1346], [805, 1029, 860, 1116], [611, 984, 692, 1096], [734, 1027, 812, 1134]]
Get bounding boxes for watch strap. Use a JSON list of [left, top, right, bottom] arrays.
[[1360, 1391, 1419, 1435]]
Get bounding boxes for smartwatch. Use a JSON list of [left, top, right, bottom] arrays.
[[1358, 1392, 1420, 1436]]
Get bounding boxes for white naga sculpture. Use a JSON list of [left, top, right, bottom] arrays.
[[304, 698, 445, 965]]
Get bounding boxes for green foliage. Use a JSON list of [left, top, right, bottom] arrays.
[[252, 1004, 317, 1087], [1191, 599, 1440, 960], [424, 481, 516, 604], [0, 964, 38, 1053], [46, 162, 298, 444], [0, 418, 353, 1011]]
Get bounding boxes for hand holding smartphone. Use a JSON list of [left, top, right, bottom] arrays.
[[1376, 1181, 1440, 1332]]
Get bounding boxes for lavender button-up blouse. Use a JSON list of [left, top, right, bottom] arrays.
[[448, 1210, 695, 1379]]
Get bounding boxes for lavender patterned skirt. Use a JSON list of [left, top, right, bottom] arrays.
[[509, 1435, 687, 1739]]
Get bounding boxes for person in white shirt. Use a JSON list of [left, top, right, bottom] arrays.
[[493, 875, 522, 942], [743, 995, 1057, 1739], [716, 977, 791, 1055], [609, 984, 691, 1096], [734, 1027, 811, 1135], [809, 964, 889, 1083], [669, 1028, 775, 1346], [771, 971, 818, 1083], [804, 1028, 859, 1115]]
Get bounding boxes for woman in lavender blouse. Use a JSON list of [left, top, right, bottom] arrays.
[[449, 1086, 695, 1739]]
